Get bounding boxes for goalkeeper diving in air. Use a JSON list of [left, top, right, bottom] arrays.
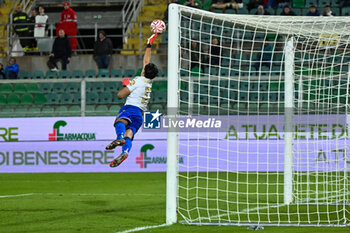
[[106, 33, 159, 168]]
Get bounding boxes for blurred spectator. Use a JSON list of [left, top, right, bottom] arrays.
[[255, 39, 274, 70], [93, 31, 113, 69], [47, 29, 72, 71], [34, 5, 49, 38], [255, 5, 271, 15], [59, 1, 77, 50], [340, 0, 350, 7], [180, 48, 190, 70], [60, 1, 77, 24], [306, 5, 320, 16], [280, 6, 296, 15], [190, 41, 201, 70], [164, 0, 180, 21], [4, 57, 19, 79], [0, 63, 5, 79], [274, 0, 290, 8], [247, 0, 265, 12], [210, 0, 240, 13], [321, 5, 335, 16], [12, 4, 30, 52], [209, 38, 221, 66], [28, 9, 37, 50], [184, 0, 199, 8]]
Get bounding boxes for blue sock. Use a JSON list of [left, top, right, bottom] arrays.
[[114, 121, 126, 140], [122, 137, 132, 154]]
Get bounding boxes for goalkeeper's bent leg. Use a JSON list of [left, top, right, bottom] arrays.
[[114, 121, 126, 139], [122, 137, 132, 154]]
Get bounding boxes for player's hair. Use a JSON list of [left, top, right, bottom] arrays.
[[144, 63, 158, 80]]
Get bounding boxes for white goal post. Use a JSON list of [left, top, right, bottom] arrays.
[[167, 3, 350, 226]]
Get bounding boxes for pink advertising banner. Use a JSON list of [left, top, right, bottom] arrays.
[[0, 116, 349, 173]]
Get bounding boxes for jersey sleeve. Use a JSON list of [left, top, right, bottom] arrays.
[[127, 77, 139, 93]]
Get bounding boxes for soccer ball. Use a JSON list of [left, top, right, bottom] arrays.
[[150, 20, 166, 34]]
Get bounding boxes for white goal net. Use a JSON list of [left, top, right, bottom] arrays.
[[166, 4, 350, 226]]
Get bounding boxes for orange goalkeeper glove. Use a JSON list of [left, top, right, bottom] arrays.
[[122, 78, 130, 87], [147, 33, 158, 48]]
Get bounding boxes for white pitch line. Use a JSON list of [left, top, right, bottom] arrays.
[[115, 223, 170, 233], [38, 193, 165, 197], [0, 193, 33, 198]]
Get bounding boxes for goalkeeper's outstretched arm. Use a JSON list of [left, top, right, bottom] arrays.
[[118, 34, 159, 99], [142, 33, 158, 74]]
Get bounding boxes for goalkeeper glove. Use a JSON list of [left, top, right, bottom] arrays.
[[147, 33, 158, 48], [122, 78, 130, 87]]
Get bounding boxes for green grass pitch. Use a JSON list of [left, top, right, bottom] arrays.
[[1, 173, 350, 233]]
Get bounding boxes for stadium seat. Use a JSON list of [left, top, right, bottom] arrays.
[[1, 108, 14, 117], [89, 82, 104, 92], [72, 70, 83, 79], [105, 82, 121, 92], [95, 105, 109, 116], [225, 9, 236, 14], [87, 92, 99, 104], [124, 69, 135, 78], [111, 69, 122, 78], [66, 83, 79, 93], [7, 93, 20, 105], [14, 107, 28, 117], [152, 91, 167, 104], [60, 93, 73, 104], [238, 8, 249, 14], [221, 57, 231, 67], [98, 69, 109, 78], [180, 69, 189, 77], [99, 91, 112, 104], [150, 104, 163, 112], [269, 81, 283, 91], [207, 67, 219, 76], [85, 69, 96, 78], [269, 92, 278, 102], [19, 70, 31, 79], [52, 83, 65, 93], [34, 93, 47, 105], [14, 83, 27, 93], [41, 107, 55, 117], [85, 105, 95, 116], [59, 70, 70, 79], [341, 7, 350, 16], [230, 68, 240, 76], [163, 69, 167, 77], [46, 71, 57, 79], [67, 105, 81, 116], [157, 81, 167, 91], [109, 105, 121, 115], [27, 83, 40, 93], [0, 83, 13, 93], [72, 92, 81, 104], [191, 67, 202, 77], [0, 95, 6, 105], [39, 83, 52, 93], [113, 94, 125, 105], [27, 107, 41, 117], [47, 93, 60, 105], [220, 68, 229, 76], [136, 68, 143, 76], [32, 70, 44, 79], [55, 106, 69, 116], [20, 93, 34, 105]]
